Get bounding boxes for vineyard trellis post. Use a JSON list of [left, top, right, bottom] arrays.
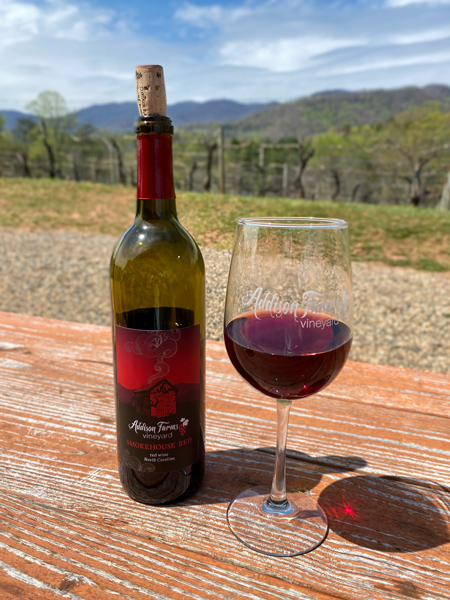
[[282, 162, 289, 196], [218, 126, 225, 194], [440, 172, 450, 210]]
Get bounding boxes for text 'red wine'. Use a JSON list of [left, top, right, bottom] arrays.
[[110, 66, 205, 505], [224, 311, 352, 400]]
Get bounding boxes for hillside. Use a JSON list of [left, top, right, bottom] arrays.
[[0, 178, 449, 272], [74, 99, 277, 132], [0, 99, 277, 134], [2, 84, 449, 138], [233, 84, 450, 139], [1, 110, 37, 130]]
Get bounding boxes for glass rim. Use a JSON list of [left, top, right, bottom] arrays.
[[237, 217, 348, 229]]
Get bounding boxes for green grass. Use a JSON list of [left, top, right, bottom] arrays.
[[1, 177, 449, 271]]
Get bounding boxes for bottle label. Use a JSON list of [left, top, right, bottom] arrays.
[[115, 324, 201, 473]]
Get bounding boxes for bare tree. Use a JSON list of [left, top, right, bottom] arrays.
[[203, 141, 217, 192], [330, 168, 340, 200], [27, 91, 75, 179], [352, 182, 373, 203], [69, 123, 97, 183], [111, 137, 127, 185], [293, 141, 315, 198], [13, 118, 37, 178], [188, 160, 198, 191], [380, 107, 450, 206], [398, 149, 439, 206]]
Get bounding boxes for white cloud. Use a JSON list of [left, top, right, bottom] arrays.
[[0, 0, 450, 111], [389, 27, 450, 44], [220, 37, 367, 72], [174, 0, 450, 94], [324, 50, 450, 76], [175, 3, 252, 27], [0, 0, 40, 46], [0, 0, 117, 47], [0, 0, 145, 109], [386, 0, 450, 6]]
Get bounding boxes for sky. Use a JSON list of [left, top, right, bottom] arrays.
[[1, 0, 450, 112]]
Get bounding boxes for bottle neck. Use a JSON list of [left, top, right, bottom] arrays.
[[136, 117, 177, 221]]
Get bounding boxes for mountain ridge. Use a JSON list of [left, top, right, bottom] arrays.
[[0, 99, 278, 133], [1, 84, 449, 138], [234, 84, 450, 139]]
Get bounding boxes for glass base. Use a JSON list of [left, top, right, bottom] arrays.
[[227, 485, 328, 557]]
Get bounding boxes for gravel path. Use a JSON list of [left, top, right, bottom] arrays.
[[0, 228, 449, 374]]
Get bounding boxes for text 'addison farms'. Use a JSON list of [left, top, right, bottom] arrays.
[[243, 287, 349, 321], [128, 420, 180, 434]]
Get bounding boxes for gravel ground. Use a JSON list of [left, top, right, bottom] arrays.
[[0, 228, 449, 374]]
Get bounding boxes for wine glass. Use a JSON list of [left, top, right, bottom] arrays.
[[223, 217, 353, 557]]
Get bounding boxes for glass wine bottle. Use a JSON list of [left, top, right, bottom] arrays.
[[110, 65, 205, 504]]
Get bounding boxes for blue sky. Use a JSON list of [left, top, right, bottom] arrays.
[[1, 0, 450, 111]]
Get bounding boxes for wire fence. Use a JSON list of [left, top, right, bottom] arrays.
[[0, 140, 448, 209]]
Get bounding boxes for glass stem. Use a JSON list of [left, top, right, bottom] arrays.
[[264, 399, 292, 514]]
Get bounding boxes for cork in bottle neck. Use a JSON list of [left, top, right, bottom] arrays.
[[135, 65, 167, 117]]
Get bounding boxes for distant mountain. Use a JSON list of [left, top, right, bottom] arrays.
[[311, 89, 348, 97], [0, 110, 37, 130], [2, 85, 449, 137], [75, 103, 134, 133], [171, 99, 279, 126], [0, 100, 277, 133], [233, 84, 450, 140], [75, 99, 277, 132]]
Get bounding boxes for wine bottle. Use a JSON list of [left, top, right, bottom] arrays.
[[110, 65, 205, 504]]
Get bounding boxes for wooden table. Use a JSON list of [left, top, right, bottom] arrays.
[[0, 311, 449, 600]]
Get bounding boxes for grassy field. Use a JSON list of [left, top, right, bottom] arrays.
[[1, 177, 449, 271]]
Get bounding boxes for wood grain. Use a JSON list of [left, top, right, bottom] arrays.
[[0, 311, 449, 600]]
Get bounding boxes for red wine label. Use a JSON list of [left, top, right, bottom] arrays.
[[115, 324, 201, 473]]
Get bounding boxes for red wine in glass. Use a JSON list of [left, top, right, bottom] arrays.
[[224, 311, 352, 400]]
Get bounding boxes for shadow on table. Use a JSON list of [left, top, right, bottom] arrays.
[[193, 449, 450, 553], [188, 446, 366, 506], [318, 475, 450, 553]]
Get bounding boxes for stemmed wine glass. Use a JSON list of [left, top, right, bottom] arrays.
[[223, 217, 353, 557]]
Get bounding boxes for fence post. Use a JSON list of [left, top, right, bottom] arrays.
[[282, 162, 288, 196], [218, 126, 225, 194], [259, 145, 265, 170], [439, 172, 450, 210]]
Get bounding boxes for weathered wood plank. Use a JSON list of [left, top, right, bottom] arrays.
[[0, 311, 449, 600]]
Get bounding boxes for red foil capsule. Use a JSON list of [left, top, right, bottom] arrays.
[[137, 133, 175, 200]]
